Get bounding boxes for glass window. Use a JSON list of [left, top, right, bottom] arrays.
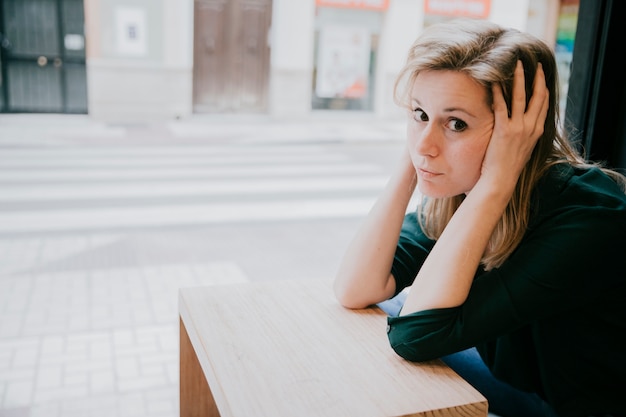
[[312, 7, 382, 111]]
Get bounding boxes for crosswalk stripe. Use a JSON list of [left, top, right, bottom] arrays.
[[0, 163, 381, 182], [0, 197, 378, 233], [0, 153, 350, 168], [0, 144, 331, 157], [0, 176, 389, 202]]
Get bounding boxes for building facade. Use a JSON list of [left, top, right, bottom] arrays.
[[0, 0, 577, 122]]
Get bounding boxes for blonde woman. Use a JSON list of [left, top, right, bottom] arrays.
[[334, 19, 626, 417]]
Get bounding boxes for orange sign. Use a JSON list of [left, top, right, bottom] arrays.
[[315, 0, 389, 11], [424, 0, 491, 18]]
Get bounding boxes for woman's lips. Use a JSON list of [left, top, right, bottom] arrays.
[[418, 168, 441, 180]]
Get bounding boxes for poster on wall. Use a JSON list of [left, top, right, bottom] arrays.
[[555, 0, 579, 115], [315, 26, 370, 99], [555, 0, 578, 54], [115, 6, 148, 56]]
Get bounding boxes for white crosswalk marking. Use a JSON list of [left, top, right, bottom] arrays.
[[0, 143, 394, 233]]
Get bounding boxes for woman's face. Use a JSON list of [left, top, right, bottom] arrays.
[[407, 70, 495, 198]]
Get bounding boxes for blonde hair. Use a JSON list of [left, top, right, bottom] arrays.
[[394, 19, 626, 270]]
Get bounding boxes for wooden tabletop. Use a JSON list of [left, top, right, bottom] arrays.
[[179, 279, 487, 417]]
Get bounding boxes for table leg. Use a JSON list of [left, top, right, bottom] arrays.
[[180, 317, 221, 417]]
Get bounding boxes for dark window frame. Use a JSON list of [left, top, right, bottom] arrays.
[[565, 0, 626, 172]]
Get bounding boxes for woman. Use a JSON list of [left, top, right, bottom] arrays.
[[333, 19, 626, 417]]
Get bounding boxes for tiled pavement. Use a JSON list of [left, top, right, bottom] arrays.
[[0, 236, 249, 417]]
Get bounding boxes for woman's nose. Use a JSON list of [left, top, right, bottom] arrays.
[[414, 124, 439, 157]]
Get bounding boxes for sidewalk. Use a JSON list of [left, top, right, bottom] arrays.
[[0, 112, 407, 146]]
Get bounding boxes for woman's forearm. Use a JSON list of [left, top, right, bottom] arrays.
[[334, 151, 418, 309], [400, 179, 512, 314]]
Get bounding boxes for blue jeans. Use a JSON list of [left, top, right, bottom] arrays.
[[378, 293, 560, 417]]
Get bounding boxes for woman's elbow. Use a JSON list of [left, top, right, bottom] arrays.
[[389, 341, 435, 362], [387, 325, 441, 362], [333, 273, 396, 309], [333, 282, 371, 309]]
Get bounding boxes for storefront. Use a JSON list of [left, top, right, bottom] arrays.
[[306, 0, 568, 119], [312, 1, 388, 112], [1, 0, 578, 122]]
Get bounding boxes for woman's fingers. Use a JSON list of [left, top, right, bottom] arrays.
[[492, 80, 507, 119], [483, 60, 549, 183], [505, 61, 549, 139], [510, 60, 527, 117], [527, 64, 549, 136]]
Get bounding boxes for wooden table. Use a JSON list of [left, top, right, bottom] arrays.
[[179, 279, 488, 417]]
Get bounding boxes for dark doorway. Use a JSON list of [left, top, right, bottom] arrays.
[[192, 0, 272, 113], [0, 0, 88, 113]]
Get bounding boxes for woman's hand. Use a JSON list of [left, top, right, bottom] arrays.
[[480, 61, 549, 191]]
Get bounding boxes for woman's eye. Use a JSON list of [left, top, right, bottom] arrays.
[[448, 119, 468, 132], [413, 108, 428, 122]]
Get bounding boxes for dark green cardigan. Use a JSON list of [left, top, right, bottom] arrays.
[[386, 164, 626, 417]]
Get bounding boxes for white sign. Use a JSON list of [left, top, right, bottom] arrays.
[[315, 26, 371, 99], [115, 7, 147, 56], [64, 34, 85, 50]]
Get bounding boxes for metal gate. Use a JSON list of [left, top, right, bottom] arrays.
[[192, 0, 272, 113], [0, 0, 88, 113]]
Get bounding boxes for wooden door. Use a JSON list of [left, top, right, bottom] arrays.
[[192, 0, 272, 113]]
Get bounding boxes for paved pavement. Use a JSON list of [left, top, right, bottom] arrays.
[[0, 113, 408, 417]]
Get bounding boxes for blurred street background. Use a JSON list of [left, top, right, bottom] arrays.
[[0, 113, 406, 417], [0, 0, 586, 415]]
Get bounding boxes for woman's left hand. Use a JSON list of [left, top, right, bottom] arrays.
[[480, 60, 550, 191]]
